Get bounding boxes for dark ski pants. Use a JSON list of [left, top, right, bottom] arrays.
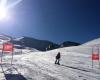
[[55, 59, 60, 65]]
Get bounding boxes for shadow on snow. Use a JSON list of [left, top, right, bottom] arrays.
[[5, 74, 27, 80]]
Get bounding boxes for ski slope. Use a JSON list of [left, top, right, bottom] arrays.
[[0, 39, 100, 80], [82, 38, 100, 47]]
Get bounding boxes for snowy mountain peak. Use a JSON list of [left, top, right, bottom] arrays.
[[0, 34, 12, 44], [14, 37, 24, 41]]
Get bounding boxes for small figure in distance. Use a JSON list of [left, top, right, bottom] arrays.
[[55, 52, 61, 65]]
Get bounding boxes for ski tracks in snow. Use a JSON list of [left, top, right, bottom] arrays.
[[15, 54, 100, 80]]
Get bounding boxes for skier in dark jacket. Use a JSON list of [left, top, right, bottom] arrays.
[[55, 52, 61, 65]]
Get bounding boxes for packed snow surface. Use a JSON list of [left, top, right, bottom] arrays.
[[0, 38, 100, 80]]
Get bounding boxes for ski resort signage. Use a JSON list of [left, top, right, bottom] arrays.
[[91, 47, 100, 69], [0, 43, 14, 65], [0, 34, 14, 65], [92, 53, 99, 60], [3, 43, 14, 52]]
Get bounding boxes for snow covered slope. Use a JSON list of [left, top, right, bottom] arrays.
[[82, 38, 100, 47], [0, 38, 100, 80]]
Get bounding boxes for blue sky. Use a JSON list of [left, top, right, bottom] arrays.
[[0, 0, 99, 43]]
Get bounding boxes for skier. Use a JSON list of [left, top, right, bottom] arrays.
[[55, 52, 61, 65]]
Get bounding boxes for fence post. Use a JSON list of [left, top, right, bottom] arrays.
[[92, 47, 93, 68], [98, 47, 100, 69]]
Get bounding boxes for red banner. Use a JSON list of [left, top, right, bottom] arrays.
[[92, 54, 99, 60], [3, 43, 13, 52]]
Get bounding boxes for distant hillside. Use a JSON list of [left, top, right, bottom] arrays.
[[0, 34, 82, 51], [61, 41, 80, 47], [11, 36, 59, 51]]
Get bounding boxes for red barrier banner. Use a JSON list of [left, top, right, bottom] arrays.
[[92, 54, 99, 60], [3, 43, 13, 52]]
